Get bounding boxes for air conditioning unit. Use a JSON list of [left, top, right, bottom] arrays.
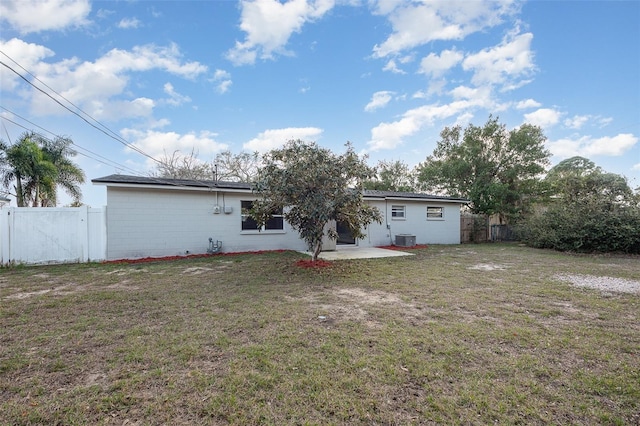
[[395, 234, 416, 247]]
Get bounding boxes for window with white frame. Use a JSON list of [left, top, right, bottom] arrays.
[[391, 205, 406, 220], [241, 200, 284, 231], [427, 206, 444, 219]]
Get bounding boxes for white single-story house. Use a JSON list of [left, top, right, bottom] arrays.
[[92, 174, 468, 260]]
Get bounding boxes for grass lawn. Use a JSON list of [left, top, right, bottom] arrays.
[[1, 243, 638, 425]]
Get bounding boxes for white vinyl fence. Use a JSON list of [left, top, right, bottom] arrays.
[[0, 206, 107, 265]]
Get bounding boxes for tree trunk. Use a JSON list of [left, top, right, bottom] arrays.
[[311, 240, 323, 262], [15, 177, 24, 207]]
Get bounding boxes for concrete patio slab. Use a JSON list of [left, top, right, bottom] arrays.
[[301, 246, 414, 260]]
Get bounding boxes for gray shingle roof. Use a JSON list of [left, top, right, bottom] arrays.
[[92, 174, 468, 202], [92, 174, 252, 190]]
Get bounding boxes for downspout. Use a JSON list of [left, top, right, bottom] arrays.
[[386, 198, 392, 245]]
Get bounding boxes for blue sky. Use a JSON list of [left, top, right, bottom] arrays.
[[1, 0, 638, 207]]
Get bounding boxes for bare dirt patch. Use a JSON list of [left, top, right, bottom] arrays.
[[298, 288, 426, 328], [469, 263, 508, 271], [555, 274, 640, 295], [182, 267, 215, 275]]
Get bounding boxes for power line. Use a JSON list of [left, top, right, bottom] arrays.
[[0, 112, 215, 191], [0, 55, 160, 164], [0, 114, 141, 174]]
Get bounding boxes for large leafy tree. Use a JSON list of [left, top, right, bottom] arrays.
[[544, 156, 633, 205], [519, 157, 640, 253], [417, 116, 550, 223], [251, 140, 382, 261], [364, 159, 417, 192], [0, 132, 84, 207]]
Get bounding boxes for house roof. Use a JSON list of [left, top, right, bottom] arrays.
[[92, 174, 469, 203], [92, 174, 252, 190]]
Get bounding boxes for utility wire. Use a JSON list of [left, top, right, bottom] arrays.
[[0, 57, 160, 164], [0, 113, 217, 190], [0, 50, 125, 143], [0, 114, 143, 174]]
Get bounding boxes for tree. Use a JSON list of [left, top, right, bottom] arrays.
[[364, 159, 417, 192], [152, 149, 214, 180], [545, 156, 633, 205], [214, 150, 260, 182], [0, 132, 84, 207], [36, 136, 85, 206], [251, 140, 382, 261], [417, 116, 550, 223], [518, 157, 640, 253], [152, 149, 260, 182]]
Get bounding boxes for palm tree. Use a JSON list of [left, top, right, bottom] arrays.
[[38, 136, 85, 206], [0, 132, 84, 207]]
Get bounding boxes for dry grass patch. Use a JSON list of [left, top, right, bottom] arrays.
[[1, 245, 638, 425]]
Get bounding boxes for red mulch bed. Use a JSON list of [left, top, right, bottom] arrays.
[[376, 244, 429, 251], [295, 259, 333, 269]]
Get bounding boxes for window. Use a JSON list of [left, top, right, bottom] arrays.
[[241, 201, 284, 231], [427, 206, 444, 219], [391, 205, 406, 220]]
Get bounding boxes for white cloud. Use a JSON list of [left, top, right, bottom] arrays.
[[212, 69, 232, 93], [0, 0, 90, 34], [214, 69, 231, 80], [117, 17, 141, 29], [598, 117, 613, 128], [122, 128, 228, 167], [515, 98, 541, 109], [243, 127, 323, 152], [524, 108, 562, 129], [0, 38, 55, 91], [418, 49, 463, 78], [633, 163, 640, 171], [226, 0, 335, 66], [216, 80, 233, 94], [462, 31, 535, 90], [450, 85, 488, 101], [365, 91, 394, 112], [163, 83, 191, 106], [367, 99, 484, 151], [547, 133, 638, 158], [1, 40, 207, 119], [382, 59, 405, 74], [372, 0, 518, 58], [564, 115, 590, 130]]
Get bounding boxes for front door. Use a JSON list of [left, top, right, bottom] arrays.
[[336, 220, 357, 245]]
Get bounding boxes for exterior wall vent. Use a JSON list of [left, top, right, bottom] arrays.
[[395, 234, 416, 247]]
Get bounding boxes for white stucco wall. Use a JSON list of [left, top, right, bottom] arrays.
[[356, 199, 461, 247], [105, 187, 307, 260], [104, 186, 463, 260]]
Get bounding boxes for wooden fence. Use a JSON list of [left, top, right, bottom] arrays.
[[460, 215, 489, 243], [460, 214, 518, 243]]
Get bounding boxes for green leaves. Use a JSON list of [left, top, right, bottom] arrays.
[[1, 132, 84, 207], [519, 156, 640, 253], [252, 140, 382, 261], [417, 116, 550, 222]]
